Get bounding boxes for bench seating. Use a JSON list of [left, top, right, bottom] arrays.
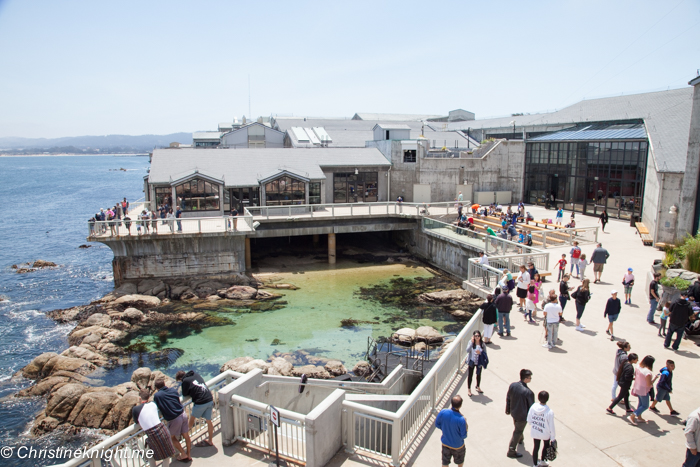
[[635, 222, 653, 245]]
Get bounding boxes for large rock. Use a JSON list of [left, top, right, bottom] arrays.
[[113, 294, 161, 309], [665, 269, 699, 283], [18, 376, 71, 396], [61, 346, 108, 366], [137, 279, 164, 295], [292, 365, 331, 379], [392, 328, 416, 344], [67, 391, 120, 428], [224, 286, 258, 300], [220, 356, 253, 373], [415, 326, 443, 344], [32, 260, 57, 268], [170, 286, 195, 300], [131, 367, 152, 390], [148, 370, 175, 390], [268, 357, 293, 376], [41, 356, 96, 378], [122, 308, 144, 323], [84, 313, 111, 327], [419, 289, 473, 305], [22, 352, 59, 379], [115, 282, 138, 295], [32, 416, 60, 436], [101, 391, 139, 430], [324, 360, 347, 377], [46, 383, 87, 421], [352, 361, 371, 376]]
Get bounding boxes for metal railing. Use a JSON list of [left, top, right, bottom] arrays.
[[230, 395, 306, 462], [528, 225, 599, 248], [342, 310, 483, 466], [246, 201, 469, 220], [56, 370, 242, 467]]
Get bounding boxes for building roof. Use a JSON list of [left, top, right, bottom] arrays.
[[530, 122, 648, 142], [352, 112, 443, 121], [275, 118, 475, 148], [148, 147, 391, 187], [446, 87, 693, 172], [192, 131, 223, 141], [373, 123, 411, 130]]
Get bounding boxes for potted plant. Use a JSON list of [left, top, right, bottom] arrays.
[[659, 276, 691, 306]]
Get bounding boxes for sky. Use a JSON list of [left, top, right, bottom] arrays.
[[0, 0, 698, 138]]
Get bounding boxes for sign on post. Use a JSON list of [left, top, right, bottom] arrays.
[[270, 405, 280, 427], [269, 406, 284, 467]]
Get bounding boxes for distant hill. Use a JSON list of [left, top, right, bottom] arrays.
[[0, 133, 193, 154]]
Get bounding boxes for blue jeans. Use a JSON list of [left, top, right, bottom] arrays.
[[634, 394, 650, 417], [664, 323, 685, 350], [559, 295, 569, 313], [647, 299, 658, 322], [498, 312, 511, 334], [684, 448, 700, 467]]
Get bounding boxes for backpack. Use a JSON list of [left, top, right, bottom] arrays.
[[526, 235, 533, 246]]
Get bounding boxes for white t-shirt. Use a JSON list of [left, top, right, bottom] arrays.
[[517, 271, 531, 289], [135, 402, 161, 431], [471, 345, 482, 364], [479, 255, 489, 266], [544, 302, 562, 324]]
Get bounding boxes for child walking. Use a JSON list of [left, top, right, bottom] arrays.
[[649, 360, 680, 416], [658, 301, 670, 337], [554, 254, 567, 282], [525, 284, 536, 323], [579, 254, 589, 281]]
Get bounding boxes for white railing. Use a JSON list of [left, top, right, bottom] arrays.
[[230, 395, 306, 462], [342, 310, 483, 466], [55, 370, 242, 467], [88, 210, 255, 239], [528, 225, 599, 248], [246, 200, 469, 220]]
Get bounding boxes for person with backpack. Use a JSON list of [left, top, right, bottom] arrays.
[[527, 390, 556, 467], [570, 241, 582, 278], [611, 341, 631, 401], [571, 279, 592, 331], [479, 294, 498, 344], [465, 330, 488, 397], [526, 230, 533, 247], [664, 291, 698, 351], [649, 360, 680, 416], [607, 353, 638, 415]]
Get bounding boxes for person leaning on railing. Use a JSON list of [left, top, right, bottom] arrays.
[[132, 388, 177, 467]]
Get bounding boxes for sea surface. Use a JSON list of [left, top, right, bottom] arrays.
[[0, 155, 460, 466]]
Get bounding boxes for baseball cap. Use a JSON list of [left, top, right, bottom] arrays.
[[611, 290, 618, 295], [628, 268, 633, 272]]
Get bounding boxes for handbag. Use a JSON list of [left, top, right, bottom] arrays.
[[543, 440, 557, 461]]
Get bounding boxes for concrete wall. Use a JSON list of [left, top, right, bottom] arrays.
[[656, 173, 684, 244], [305, 389, 345, 467], [107, 234, 246, 285], [394, 229, 481, 280], [389, 139, 525, 203], [679, 81, 700, 237]]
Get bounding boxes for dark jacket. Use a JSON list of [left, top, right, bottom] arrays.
[[657, 367, 673, 392], [480, 301, 498, 325], [591, 247, 610, 264], [181, 371, 213, 405], [573, 286, 591, 305], [559, 281, 570, 298], [506, 381, 535, 422], [153, 386, 184, 421], [495, 292, 513, 314], [617, 361, 634, 386], [669, 297, 695, 326], [604, 297, 621, 317]]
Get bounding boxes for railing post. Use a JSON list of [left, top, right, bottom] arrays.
[[345, 408, 355, 453], [542, 232, 547, 248], [198, 219, 202, 233], [391, 419, 402, 467], [332, 205, 335, 217], [569, 231, 574, 244], [289, 206, 292, 217], [350, 204, 353, 216], [368, 204, 371, 215], [595, 227, 599, 243]]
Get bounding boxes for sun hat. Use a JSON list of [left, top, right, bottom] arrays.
[[611, 290, 618, 295]]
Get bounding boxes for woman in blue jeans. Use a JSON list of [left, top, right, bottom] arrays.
[[630, 355, 658, 426]]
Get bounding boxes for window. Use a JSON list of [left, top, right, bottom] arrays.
[[265, 176, 305, 206], [175, 178, 220, 211], [403, 150, 416, 163], [385, 130, 390, 140], [154, 187, 172, 208], [309, 182, 321, 204]]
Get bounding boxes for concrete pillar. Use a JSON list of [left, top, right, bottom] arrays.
[[245, 237, 252, 270], [328, 233, 336, 264], [313, 234, 319, 244]]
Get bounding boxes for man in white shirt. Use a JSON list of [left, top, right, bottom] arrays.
[[479, 252, 489, 286], [543, 296, 563, 349], [516, 265, 531, 312]]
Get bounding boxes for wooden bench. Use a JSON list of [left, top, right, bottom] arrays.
[[635, 222, 653, 246], [539, 272, 552, 282]]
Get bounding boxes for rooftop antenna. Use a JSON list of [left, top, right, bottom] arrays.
[[248, 74, 251, 120]]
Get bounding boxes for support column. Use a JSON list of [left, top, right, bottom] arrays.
[[312, 234, 319, 244], [328, 233, 336, 264], [245, 237, 252, 270]]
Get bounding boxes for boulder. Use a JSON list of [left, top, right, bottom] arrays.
[[101, 391, 139, 430], [131, 367, 152, 390], [324, 360, 347, 377], [137, 279, 163, 295], [84, 313, 111, 327], [114, 381, 139, 396], [22, 352, 59, 379], [96, 342, 124, 355], [254, 289, 280, 300], [18, 376, 71, 396], [68, 325, 113, 346], [41, 356, 96, 378], [170, 286, 195, 300], [220, 356, 253, 373], [450, 309, 471, 319], [224, 286, 258, 300], [413, 342, 428, 352], [148, 370, 174, 390], [415, 326, 443, 344], [113, 294, 161, 309], [80, 333, 102, 347], [46, 383, 87, 421], [352, 361, 371, 376], [665, 269, 699, 283], [239, 359, 271, 374], [32, 260, 57, 268], [419, 289, 473, 305], [115, 282, 138, 295], [392, 328, 416, 344], [292, 365, 331, 379], [32, 415, 60, 435], [60, 346, 108, 366], [110, 320, 131, 331], [269, 358, 294, 377], [67, 391, 120, 428], [122, 308, 144, 323]]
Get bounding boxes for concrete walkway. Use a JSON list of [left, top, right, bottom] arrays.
[[173, 207, 699, 467]]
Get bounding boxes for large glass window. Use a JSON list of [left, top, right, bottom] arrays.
[[175, 178, 220, 211], [333, 172, 379, 203], [265, 176, 305, 206], [154, 187, 172, 208], [309, 182, 321, 204]]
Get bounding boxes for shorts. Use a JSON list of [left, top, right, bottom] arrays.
[[624, 286, 633, 294], [655, 388, 671, 402], [593, 263, 604, 273], [442, 445, 466, 465], [191, 401, 213, 420], [167, 412, 189, 436], [607, 313, 619, 323], [516, 288, 528, 299]]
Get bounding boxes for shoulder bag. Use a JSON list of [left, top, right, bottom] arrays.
[[543, 440, 557, 461]]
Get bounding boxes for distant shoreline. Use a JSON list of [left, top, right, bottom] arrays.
[[0, 153, 149, 158]]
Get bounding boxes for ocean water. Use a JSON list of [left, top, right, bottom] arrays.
[[0, 155, 460, 465], [0, 155, 149, 465]]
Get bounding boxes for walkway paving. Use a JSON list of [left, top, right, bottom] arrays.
[[173, 207, 698, 467]]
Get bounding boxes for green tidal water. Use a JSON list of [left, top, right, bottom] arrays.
[[130, 260, 460, 379]]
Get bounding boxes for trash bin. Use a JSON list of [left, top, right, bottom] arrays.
[[629, 214, 639, 227]]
